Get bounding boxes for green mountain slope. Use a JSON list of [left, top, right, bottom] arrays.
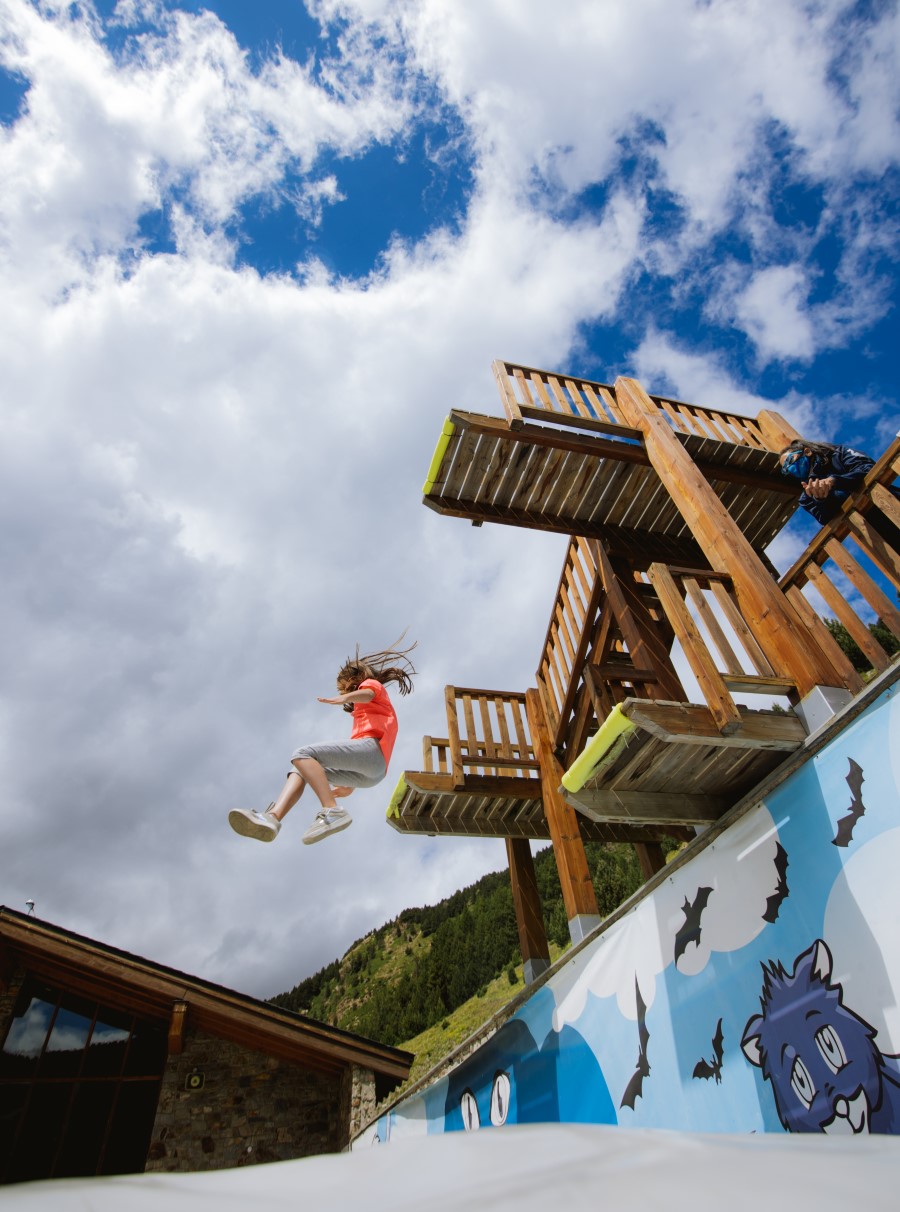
[[269, 840, 681, 1051]]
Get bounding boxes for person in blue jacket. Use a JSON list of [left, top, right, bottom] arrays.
[[779, 439, 878, 523], [780, 438, 900, 554]]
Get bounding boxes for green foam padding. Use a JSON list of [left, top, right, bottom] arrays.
[[422, 418, 456, 495], [386, 774, 408, 819], [561, 704, 636, 793]]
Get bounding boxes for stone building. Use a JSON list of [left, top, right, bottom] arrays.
[[0, 907, 412, 1184]]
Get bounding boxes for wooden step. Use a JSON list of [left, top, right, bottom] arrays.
[[720, 674, 796, 695]]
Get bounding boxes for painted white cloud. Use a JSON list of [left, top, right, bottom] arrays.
[[552, 807, 784, 1027], [824, 827, 900, 1052]]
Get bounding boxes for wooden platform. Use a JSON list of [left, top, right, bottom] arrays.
[[560, 698, 806, 827], [423, 409, 798, 558], [386, 770, 692, 846]]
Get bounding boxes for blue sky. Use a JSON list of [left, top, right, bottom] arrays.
[[0, 0, 898, 999]]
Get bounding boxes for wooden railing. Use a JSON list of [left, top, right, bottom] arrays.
[[443, 688, 539, 785], [777, 438, 900, 683], [644, 565, 800, 733], [536, 536, 601, 750], [493, 359, 770, 450], [536, 537, 694, 762]]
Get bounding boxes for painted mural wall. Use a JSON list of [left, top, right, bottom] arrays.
[[363, 678, 900, 1143]]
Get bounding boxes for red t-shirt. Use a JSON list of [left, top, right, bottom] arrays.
[[350, 679, 398, 767]]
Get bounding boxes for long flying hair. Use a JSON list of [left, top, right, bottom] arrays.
[[337, 632, 417, 697]]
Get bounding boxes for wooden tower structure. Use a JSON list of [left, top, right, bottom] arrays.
[[387, 361, 900, 982]]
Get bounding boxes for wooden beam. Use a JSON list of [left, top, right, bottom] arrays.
[[445, 686, 464, 787], [505, 838, 551, 979], [756, 409, 803, 454], [619, 699, 806, 749], [647, 562, 742, 733], [805, 562, 890, 673], [593, 545, 686, 701], [405, 771, 542, 799], [720, 674, 796, 695], [824, 538, 900, 637], [564, 787, 727, 825], [634, 843, 667, 881], [785, 586, 865, 696], [847, 510, 900, 585], [168, 1001, 188, 1056], [525, 689, 599, 924], [871, 481, 900, 529], [424, 492, 711, 565], [449, 409, 796, 494], [614, 376, 850, 696]]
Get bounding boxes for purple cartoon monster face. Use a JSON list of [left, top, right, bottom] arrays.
[[742, 940, 900, 1134]]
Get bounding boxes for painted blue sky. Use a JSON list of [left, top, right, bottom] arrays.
[[0, 0, 898, 998]]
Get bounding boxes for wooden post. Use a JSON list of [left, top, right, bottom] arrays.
[[824, 538, 900, 637], [592, 544, 686, 702], [614, 377, 850, 699], [505, 837, 551, 984], [445, 686, 464, 788], [647, 563, 742, 733], [525, 688, 600, 944], [634, 842, 666, 880], [756, 409, 803, 454], [847, 511, 900, 585], [804, 563, 890, 672], [168, 1001, 188, 1056]]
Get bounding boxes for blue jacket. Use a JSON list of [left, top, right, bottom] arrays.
[[799, 445, 875, 523]]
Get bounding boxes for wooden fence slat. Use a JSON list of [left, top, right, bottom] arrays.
[[848, 510, 900, 584], [478, 696, 498, 776], [683, 576, 744, 675], [445, 686, 464, 787], [492, 360, 524, 427], [785, 586, 865, 695], [871, 482, 900, 529], [824, 538, 900, 638], [564, 378, 593, 421], [707, 580, 776, 676], [805, 563, 890, 673], [647, 563, 742, 734]]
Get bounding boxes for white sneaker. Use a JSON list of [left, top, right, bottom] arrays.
[[228, 805, 281, 842], [302, 807, 353, 845]]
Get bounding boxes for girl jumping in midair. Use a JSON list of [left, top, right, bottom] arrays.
[[229, 636, 416, 846]]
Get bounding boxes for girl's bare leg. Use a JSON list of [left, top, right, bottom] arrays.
[[268, 772, 306, 822], [291, 757, 340, 811]]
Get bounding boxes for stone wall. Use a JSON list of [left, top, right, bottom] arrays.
[[146, 1029, 344, 1172], [343, 1063, 376, 1144]]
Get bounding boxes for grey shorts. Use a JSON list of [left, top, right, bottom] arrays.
[[289, 738, 387, 788]]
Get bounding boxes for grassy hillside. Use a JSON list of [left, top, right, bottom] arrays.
[[269, 840, 683, 1051]]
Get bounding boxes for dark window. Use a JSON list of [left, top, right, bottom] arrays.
[[0, 979, 167, 1184]]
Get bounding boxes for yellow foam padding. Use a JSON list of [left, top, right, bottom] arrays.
[[422, 418, 456, 495], [561, 704, 636, 794], [386, 774, 408, 819]]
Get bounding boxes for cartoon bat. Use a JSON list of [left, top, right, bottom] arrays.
[[762, 843, 789, 923], [832, 758, 865, 848], [674, 885, 713, 965], [692, 1018, 724, 1083], [620, 976, 650, 1110]]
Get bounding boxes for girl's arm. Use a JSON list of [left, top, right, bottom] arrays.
[[317, 688, 376, 706]]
